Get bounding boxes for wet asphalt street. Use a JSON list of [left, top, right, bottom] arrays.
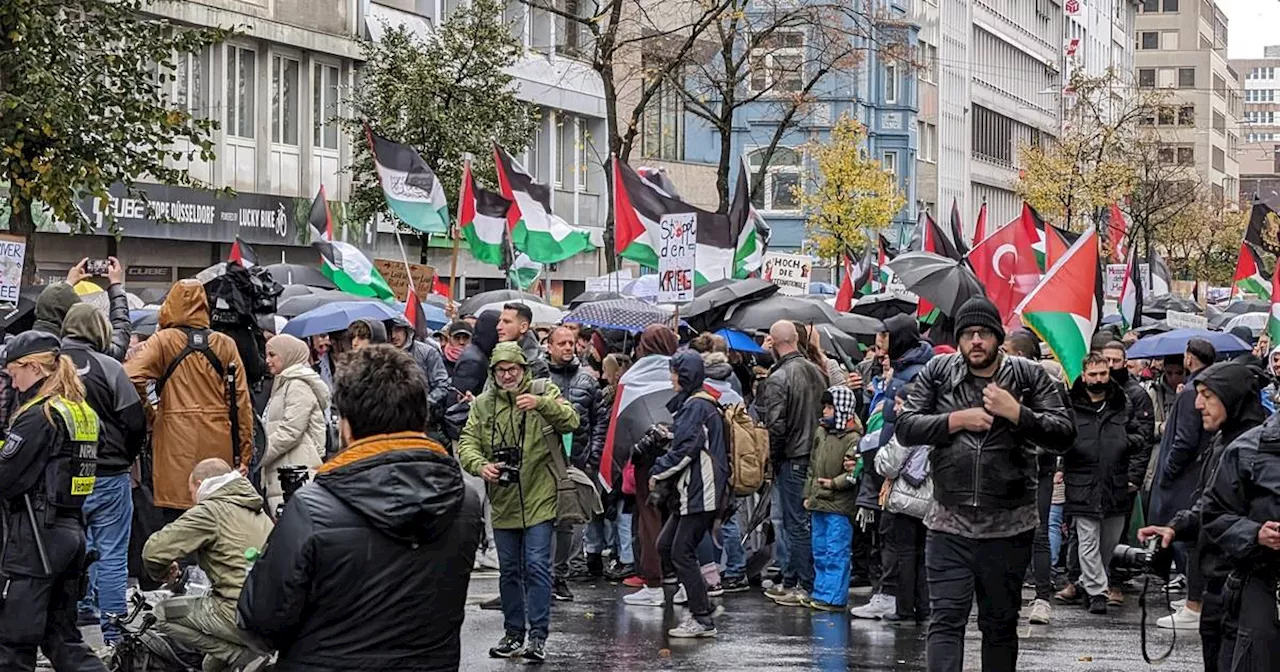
[[457, 574, 1205, 671]]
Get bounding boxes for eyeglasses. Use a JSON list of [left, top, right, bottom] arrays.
[[494, 365, 523, 377], [959, 327, 996, 341]]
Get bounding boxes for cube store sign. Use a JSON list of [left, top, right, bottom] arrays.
[[658, 213, 697, 303]]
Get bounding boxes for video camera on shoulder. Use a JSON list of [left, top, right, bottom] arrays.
[[492, 446, 522, 486]]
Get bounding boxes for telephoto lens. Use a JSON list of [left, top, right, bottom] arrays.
[[276, 465, 312, 517]]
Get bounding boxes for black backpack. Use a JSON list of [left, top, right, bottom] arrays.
[[154, 327, 243, 466]]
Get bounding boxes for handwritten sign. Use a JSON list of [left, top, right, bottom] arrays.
[[761, 252, 813, 296], [0, 234, 27, 309], [1165, 310, 1208, 330], [585, 270, 633, 293], [657, 213, 696, 303], [373, 258, 436, 302]]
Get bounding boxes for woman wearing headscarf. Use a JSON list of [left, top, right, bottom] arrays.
[[261, 334, 331, 513]]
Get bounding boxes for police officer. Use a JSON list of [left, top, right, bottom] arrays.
[[0, 332, 106, 671]]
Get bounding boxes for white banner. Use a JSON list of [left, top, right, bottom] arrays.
[[0, 234, 27, 309], [1104, 263, 1155, 299], [585, 269, 632, 293], [657, 213, 696, 303], [1165, 310, 1208, 330], [762, 252, 813, 297]]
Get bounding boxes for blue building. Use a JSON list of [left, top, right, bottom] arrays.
[[682, 0, 920, 252]]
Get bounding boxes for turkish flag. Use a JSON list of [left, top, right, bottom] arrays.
[[968, 214, 1041, 326]]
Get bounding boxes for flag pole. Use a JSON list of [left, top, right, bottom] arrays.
[[393, 227, 417, 300], [449, 157, 470, 317]]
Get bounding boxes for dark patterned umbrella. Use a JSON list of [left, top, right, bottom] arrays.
[[458, 289, 545, 316], [852, 292, 917, 321], [563, 299, 677, 332], [717, 295, 840, 332], [682, 278, 779, 331]]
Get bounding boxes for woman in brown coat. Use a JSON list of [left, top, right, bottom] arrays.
[[126, 280, 253, 511]]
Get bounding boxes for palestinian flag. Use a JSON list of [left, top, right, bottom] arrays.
[[1020, 203, 1072, 271], [1107, 203, 1129, 263], [507, 253, 542, 290], [403, 286, 431, 341], [872, 234, 896, 292], [1017, 227, 1100, 384], [610, 157, 742, 285], [599, 354, 676, 490], [1119, 251, 1143, 332], [1267, 262, 1280, 346], [458, 161, 511, 267], [922, 212, 964, 262], [1148, 248, 1172, 296], [1233, 241, 1272, 300], [493, 144, 594, 264], [308, 185, 395, 300], [972, 200, 988, 248], [366, 127, 449, 234], [949, 198, 970, 257], [728, 157, 770, 277], [228, 237, 258, 268]]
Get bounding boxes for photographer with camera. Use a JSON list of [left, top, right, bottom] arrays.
[[457, 342, 580, 664], [1138, 361, 1266, 671]]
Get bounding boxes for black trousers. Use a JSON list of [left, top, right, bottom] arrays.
[[888, 513, 929, 620], [877, 507, 898, 596], [926, 529, 1034, 672], [1224, 575, 1280, 671], [657, 511, 717, 623], [1199, 576, 1232, 672]]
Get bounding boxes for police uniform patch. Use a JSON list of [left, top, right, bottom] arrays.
[[0, 433, 24, 460]]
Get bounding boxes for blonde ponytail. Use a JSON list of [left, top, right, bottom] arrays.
[[13, 352, 87, 404]]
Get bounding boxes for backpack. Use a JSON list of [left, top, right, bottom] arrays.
[[154, 327, 242, 467], [722, 402, 769, 496]]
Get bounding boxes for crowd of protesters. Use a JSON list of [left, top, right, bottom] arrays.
[[2, 259, 1280, 672]]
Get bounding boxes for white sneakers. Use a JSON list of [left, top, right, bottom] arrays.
[[672, 585, 688, 605], [623, 586, 665, 607], [1028, 599, 1052, 625], [1157, 605, 1201, 629], [850, 593, 897, 619]]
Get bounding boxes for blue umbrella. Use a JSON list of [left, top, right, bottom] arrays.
[[809, 282, 838, 296], [715, 328, 766, 354], [283, 301, 401, 338], [1125, 328, 1251, 359], [416, 302, 449, 330]]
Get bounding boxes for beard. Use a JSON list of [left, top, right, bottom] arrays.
[[963, 344, 998, 370]]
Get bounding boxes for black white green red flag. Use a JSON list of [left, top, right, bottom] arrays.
[[1232, 241, 1271, 300], [307, 185, 395, 300], [493, 144, 594, 264], [366, 127, 449, 234]]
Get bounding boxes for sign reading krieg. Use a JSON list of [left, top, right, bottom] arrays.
[[657, 213, 696, 303], [762, 252, 813, 296]]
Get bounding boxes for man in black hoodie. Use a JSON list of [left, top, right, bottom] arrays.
[[1139, 362, 1266, 672], [238, 345, 481, 671], [60, 305, 148, 646], [453, 311, 500, 397]]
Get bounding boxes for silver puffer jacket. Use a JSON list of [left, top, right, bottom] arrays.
[[874, 436, 933, 520]]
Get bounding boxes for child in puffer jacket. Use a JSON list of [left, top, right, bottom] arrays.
[[803, 386, 864, 611]]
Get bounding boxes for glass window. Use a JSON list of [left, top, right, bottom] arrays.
[[175, 47, 210, 118], [1139, 32, 1158, 49], [1138, 69, 1156, 87], [747, 147, 801, 212], [883, 151, 898, 177], [1178, 68, 1196, 88], [1178, 105, 1195, 125], [749, 30, 805, 94], [885, 62, 898, 104], [577, 118, 589, 191], [313, 63, 340, 150], [640, 57, 684, 161], [271, 55, 299, 145], [1140, 0, 1158, 11], [226, 45, 256, 139], [556, 113, 575, 187], [526, 123, 541, 179], [1177, 147, 1194, 165], [1162, 0, 1178, 11], [1158, 107, 1175, 126]]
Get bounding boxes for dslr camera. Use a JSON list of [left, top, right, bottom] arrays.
[[1112, 537, 1175, 580], [275, 465, 312, 518], [492, 446, 523, 486]]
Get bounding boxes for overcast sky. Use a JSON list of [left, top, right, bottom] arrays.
[[1220, 0, 1280, 59]]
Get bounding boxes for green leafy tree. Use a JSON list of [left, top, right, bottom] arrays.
[[0, 0, 232, 284], [343, 0, 539, 256]]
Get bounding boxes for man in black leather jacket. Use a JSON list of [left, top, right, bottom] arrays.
[[237, 345, 481, 672], [896, 296, 1075, 672], [543, 326, 608, 599]]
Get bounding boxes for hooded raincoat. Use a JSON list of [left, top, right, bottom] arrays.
[[651, 352, 730, 516], [805, 386, 863, 517]]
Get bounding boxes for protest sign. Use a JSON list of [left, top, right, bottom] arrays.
[[586, 269, 633, 293], [373, 258, 436, 302], [1165, 310, 1208, 330], [762, 252, 813, 296], [657, 213, 696, 303], [0, 234, 27, 308]]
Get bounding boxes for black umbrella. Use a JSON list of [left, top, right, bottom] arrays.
[[887, 251, 986, 317], [1223, 299, 1269, 316], [833, 313, 885, 336], [0, 296, 36, 331], [1144, 293, 1201, 316], [568, 291, 626, 308], [137, 287, 169, 305], [814, 323, 860, 368], [852, 292, 917, 321], [718, 295, 840, 332], [458, 289, 545, 317], [262, 263, 336, 289], [277, 290, 383, 318], [683, 278, 780, 331], [279, 284, 323, 302]]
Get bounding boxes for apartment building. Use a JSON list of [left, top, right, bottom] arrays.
[[1231, 46, 1280, 204], [1135, 0, 1241, 206]]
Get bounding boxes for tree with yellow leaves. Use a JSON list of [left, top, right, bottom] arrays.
[[796, 115, 906, 259]]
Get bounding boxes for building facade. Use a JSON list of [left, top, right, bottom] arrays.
[[1231, 45, 1280, 204]]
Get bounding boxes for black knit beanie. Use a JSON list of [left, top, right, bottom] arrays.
[[953, 296, 1005, 344]]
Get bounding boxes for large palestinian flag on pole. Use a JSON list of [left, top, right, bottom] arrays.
[[1233, 241, 1272, 300], [307, 185, 395, 300], [458, 161, 511, 267], [493, 144, 594, 264], [365, 127, 449, 234], [1119, 250, 1143, 332], [611, 157, 745, 285], [599, 354, 676, 490], [727, 157, 770, 277], [1017, 227, 1100, 384], [949, 198, 971, 257], [1267, 261, 1280, 346], [972, 200, 988, 247]]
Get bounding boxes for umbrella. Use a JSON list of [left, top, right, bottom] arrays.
[[718, 295, 840, 332], [563, 299, 678, 332], [1125, 328, 1251, 359], [808, 282, 838, 296], [833, 313, 885, 337], [1223, 299, 1269, 316], [282, 301, 403, 338], [1224, 312, 1269, 337], [0, 296, 36, 330], [852, 292, 917, 321], [124, 292, 145, 310], [568, 291, 626, 308], [887, 251, 985, 317], [262, 263, 336, 289], [137, 287, 169, 305], [683, 278, 779, 331], [622, 275, 659, 301], [276, 290, 383, 318], [814, 323, 860, 366], [1144, 294, 1201, 316], [458, 290, 545, 317], [715, 328, 766, 354], [130, 309, 159, 337], [475, 300, 564, 324]]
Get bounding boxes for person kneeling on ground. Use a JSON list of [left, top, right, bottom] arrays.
[[142, 459, 273, 672]]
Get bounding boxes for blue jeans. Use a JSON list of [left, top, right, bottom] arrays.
[[811, 511, 854, 606], [493, 521, 554, 641], [583, 512, 616, 557], [771, 484, 790, 571], [79, 472, 133, 643], [721, 504, 747, 580], [777, 458, 814, 591], [615, 510, 634, 565], [1048, 504, 1065, 566]]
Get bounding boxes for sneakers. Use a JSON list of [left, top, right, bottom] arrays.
[[489, 634, 525, 658], [808, 599, 844, 612], [1171, 597, 1187, 610], [722, 576, 750, 593], [707, 583, 724, 598], [622, 575, 647, 588], [772, 587, 810, 607], [524, 637, 547, 664], [1087, 594, 1108, 615], [623, 586, 666, 607], [1106, 587, 1125, 607], [605, 562, 636, 581], [1165, 574, 1187, 592], [1028, 598, 1052, 625], [1054, 583, 1082, 605], [552, 579, 574, 602], [668, 614, 718, 638], [764, 584, 789, 601], [850, 593, 897, 619], [672, 585, 688, 605], [1157, 605, 1201, 629], [479, 595, 503, 610]]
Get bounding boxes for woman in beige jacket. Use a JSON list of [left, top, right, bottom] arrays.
[[262, 334, 331, 512]]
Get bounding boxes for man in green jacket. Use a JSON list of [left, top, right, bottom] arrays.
[[142, 459, 273, 672], [457, 343, 579, 664]]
